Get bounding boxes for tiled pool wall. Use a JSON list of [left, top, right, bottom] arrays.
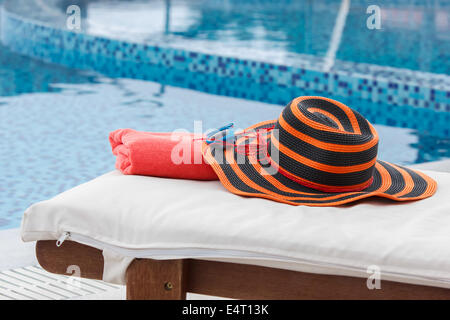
[[1, 3, 449, 114]]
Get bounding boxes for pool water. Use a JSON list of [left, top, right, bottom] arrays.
[[1, 41, 449, 229], [27, 0, 449, 75], [5, 0, 450, 74], [0, 0, 450, 229]]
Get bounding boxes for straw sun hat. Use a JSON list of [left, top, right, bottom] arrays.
[[202, 96, 437, 206]]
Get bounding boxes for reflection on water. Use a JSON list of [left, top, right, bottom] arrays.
[[34, 0, 450, 75], [0, 44, 99, 96], [412, 134, 450, 163]]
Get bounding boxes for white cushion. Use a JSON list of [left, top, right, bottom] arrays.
[[22, 170, 450, 287]]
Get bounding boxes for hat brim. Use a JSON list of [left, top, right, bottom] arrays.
[[203, 120, 437, 206]]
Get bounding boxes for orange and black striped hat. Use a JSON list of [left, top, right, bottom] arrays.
[[202, 96, 437, 206]]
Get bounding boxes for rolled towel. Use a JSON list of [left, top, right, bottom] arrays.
[[109, 129, 218, 180]]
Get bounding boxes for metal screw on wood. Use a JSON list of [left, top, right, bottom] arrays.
[[164, 281, 173, 291]]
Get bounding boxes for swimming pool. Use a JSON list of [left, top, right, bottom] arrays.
[[0, 0, 449, 229]]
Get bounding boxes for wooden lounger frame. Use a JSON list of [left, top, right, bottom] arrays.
[[36, 240, 450, 300]]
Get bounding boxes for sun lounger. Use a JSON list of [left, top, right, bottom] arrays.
[[22, 170, 450, 299]]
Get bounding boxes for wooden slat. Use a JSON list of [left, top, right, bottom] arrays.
[[36, 240, 104, 280], [126, 259, 187, 300], [36, 240, 450, 300], [187, 260, 450, 300]]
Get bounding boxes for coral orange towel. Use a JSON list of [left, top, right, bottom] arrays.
[[109, 129, 218, 180]]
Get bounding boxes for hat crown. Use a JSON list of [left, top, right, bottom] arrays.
[[270, 97, 379, 192]]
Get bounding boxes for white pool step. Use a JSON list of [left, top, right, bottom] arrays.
[[0, 265, 124, 300]]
